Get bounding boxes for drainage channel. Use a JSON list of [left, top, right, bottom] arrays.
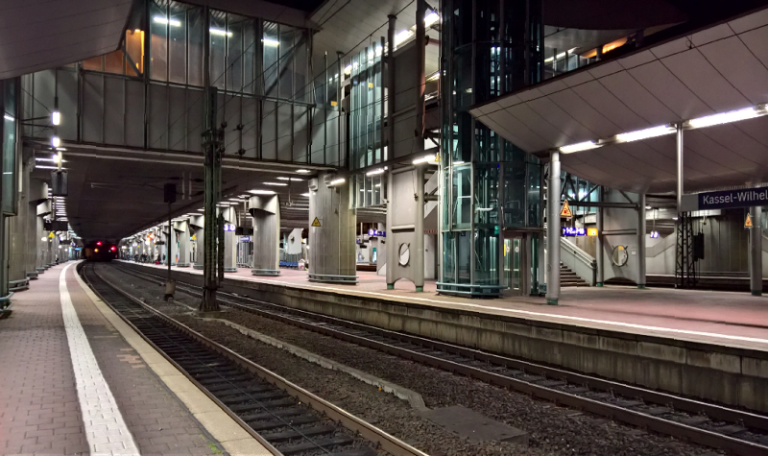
[[113, 263, 768, 456], [81, 262, 427, 456]]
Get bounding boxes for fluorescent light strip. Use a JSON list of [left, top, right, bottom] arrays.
[[615, 125, 675, 143], [4, 114, 14, 122], [413, 154, 437, 165], [262, 38, 279, 47], [153, 16, 181, 27], [366, 168, 385, 176], [688, 106, 761, 129], [210, 28, 233, 37], [247, 189, 276, 195], [263, 182, 288, 186], [559, 140, 602, 154]]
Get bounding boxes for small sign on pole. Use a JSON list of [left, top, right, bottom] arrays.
[[311, 217, 322, 227], [560, 200, 573, 219], [746, 212, 754, 229]]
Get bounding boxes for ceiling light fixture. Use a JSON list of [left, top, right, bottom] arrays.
[[247, 189, 276, 195], [262, 38, 279, 46], [413, 154, 437, 165], [210, 27, 233, 37], [328, 178, 345, 186], [688, 106, 762, 129], [3, 114, 13, 122], [301, 192, 310, 197], [51, 136, 61, 148], [366, 168, 385, 176], [424, 12, 440, 27], [615, 125, 675, 143], [296, 169, 311, 174], [153, 16, 181, 27], [559, 140, 602, 154], [263, 182, 288, 186], [51, 111, 61, 126]]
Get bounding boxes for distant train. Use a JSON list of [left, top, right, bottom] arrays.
[[83, 241, 119, 262]]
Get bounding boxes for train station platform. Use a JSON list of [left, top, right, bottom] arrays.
[[0, 261, 271, 456], [122, 261, 768, 351]]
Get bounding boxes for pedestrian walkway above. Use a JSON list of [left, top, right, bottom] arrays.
[[124, 261, 768, 352], [0, 261, 271, 456]]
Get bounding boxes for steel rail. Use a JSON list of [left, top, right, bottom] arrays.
[[112, 263, 768, 456], [83, 263, 427, 456]]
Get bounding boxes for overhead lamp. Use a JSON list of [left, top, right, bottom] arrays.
[[328, 178, 345, 186], [153, 16, 181, 27], [247, 189, 276, 195], [615, 125, 675, 143], [51, 111, 61, 126], [413, 154, 437, 165], [344, 65, 352, 75], [35, 165, 66, 170], [35, 157, 55, 162], [559, 140, 602, 154], [687, 106, 762, 129], [264, 182, 288, 186], [424, 12, 440, 27], [51, 136, 61, 148], [262, 38, 279, 47], [296, 169, 311, 174], [277, 176, 304, 181], [3, 114, 13, 122], [395, 30, 413, 46], [427, 71, 440, 82], [210, 28, 233, 37], [301, 192, 310, 197], [366, 168, 385, 176]]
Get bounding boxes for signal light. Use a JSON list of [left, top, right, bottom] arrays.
[[110, 246, 117, 252], [94, 248, 99, 253], [96, 241, 102, 246]]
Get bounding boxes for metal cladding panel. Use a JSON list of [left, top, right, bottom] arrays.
[[82, 73, 105, 143], [393, 44, 418, 114], [125, 80, 145, 148], [148, 84, 168, 149], [104, 76, 125, 146], [277, 103, 293, 161], [186, 88, 204, 153], [169, 86, 188, 151], [241, 97, 258, 159], [699, 36, 768, 105], [58, 70, 79, 141], [293, 106, 308, 163], [262, 101, 276, 160]]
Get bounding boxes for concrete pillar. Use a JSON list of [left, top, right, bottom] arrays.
[[26, 180, 44, 278], [637, 193, 646, 289], [249, 195, 280, 276], [191, 215, 204, 270], [546, 151, 561, 305], [222, 207, 237, 272], [9, 159, 29, 291], [176, 221, 191, 267], [750, 206, 762, 296], [308, 172, 357, 283], [36, 216, 46, 272]]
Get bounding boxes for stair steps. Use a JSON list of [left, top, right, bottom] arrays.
[[560, 263, 589, 287]]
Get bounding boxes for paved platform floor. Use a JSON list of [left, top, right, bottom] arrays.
[[0, 261, 271, 455], [124, 261, 768, 351]]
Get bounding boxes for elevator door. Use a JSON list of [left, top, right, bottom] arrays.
[[504, 238, 522, 293]]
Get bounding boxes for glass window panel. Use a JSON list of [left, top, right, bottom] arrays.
[[263, 22, 279, 97], [168, 5, 187, 84], [242, 20, 257, 94], [442, 232, 456, 283], [124, 29, 144, 75], [187, 8, 204, 86], [474, 165, 499, 227], [474, 228, 498, 285], [226, 17, 244, 92], [209, 13, 227, 89], [150, 1, 168, 81], [82, 56, 103, 71], [527, 161, 541, 226], [104, 49, 124, 74], [3, 79, 17, 215], [279, 25, 295, 100], [457, 231, 471, 283], [451, 165, 471, 229], [293, 30, 308, 102]]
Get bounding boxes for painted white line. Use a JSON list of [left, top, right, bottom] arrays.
[[60, 263, 141, 456], [128, 262, 768, 348]]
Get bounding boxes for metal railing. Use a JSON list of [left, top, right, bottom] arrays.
[[560, 237, 596, 286]]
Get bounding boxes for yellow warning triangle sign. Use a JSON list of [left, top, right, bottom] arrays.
[[746, 212, 754, 229], [560, 200, 573, 218], [311, 217, 322, 227]]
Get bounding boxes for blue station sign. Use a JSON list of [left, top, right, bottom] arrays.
[[683, 186, 768, 211], [562, 226, 586, 237]]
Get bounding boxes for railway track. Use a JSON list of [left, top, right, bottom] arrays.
[[79, 262, 426, 456], [111, 262, 768, 456]]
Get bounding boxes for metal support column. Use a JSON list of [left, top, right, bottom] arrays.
[[200, 86, 221, 312], [415, 165, 425, 292], [637, 193, 646, 289], [750, 205, 763, 296], [546, 151, 560, 305], [596, 187, 604, 286], [676, 124, 684, 213]]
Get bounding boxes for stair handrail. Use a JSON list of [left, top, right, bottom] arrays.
[[560, 237, 597, 285]]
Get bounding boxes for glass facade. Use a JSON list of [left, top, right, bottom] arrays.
[[439, 0, 543, 296], [21, 0, 342, 167], [1, 79, 18, 216]]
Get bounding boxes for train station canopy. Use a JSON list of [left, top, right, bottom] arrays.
[[470, 7, 768, 194]]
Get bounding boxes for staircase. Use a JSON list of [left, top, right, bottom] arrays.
[[561, 263, 589, 287]]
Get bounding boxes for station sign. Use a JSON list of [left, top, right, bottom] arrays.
[[562, 226, 585, 237], [682, 185, 768, 211], [223, 223, 236, 232], [240, 236, 251, 242], [367, 229, 386, 237], [587, 228, 598, 237]]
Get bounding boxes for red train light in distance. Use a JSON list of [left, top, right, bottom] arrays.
[[110, 246, 117, 252], [96, 241, 102, 246]]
